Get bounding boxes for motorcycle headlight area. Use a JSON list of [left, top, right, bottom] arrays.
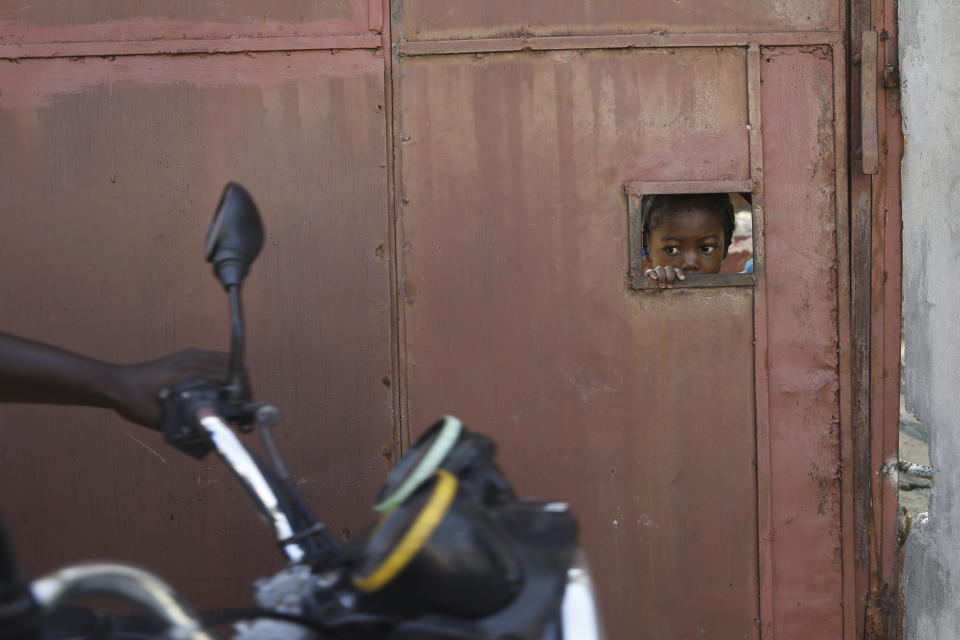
[[373, 416, 516, 516], [352, 469, 523, 618], [373, 416, 464, 513], [351, 416, 586, 636]]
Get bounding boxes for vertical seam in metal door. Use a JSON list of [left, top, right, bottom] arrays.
[[747, 42, 773, 640], [386, 0, 411, 455]]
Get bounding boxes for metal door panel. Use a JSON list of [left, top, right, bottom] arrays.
[[400, 0, 840, 41], [0, 0, 375, 44], [0, 1, 882, 637], [760, 46, 843, 638], [0, 49, 393, 609], [396, 47, 758, 638]]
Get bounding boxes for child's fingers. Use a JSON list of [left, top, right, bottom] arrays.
[[656, 266, 670, 287], [645, 266, 686, 288], [644, 267, 667, 288]]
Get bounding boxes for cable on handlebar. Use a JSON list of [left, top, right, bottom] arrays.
[[247, 450, 343, 565]]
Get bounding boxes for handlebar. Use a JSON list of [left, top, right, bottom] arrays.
[[31, 563, 213, 640], [195, 408, 306, 563], [161, 374, 341, 566]]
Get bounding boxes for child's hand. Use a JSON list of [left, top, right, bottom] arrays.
[[645, 266, 685, 289]]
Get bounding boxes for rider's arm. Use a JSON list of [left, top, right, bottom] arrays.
[[0, 332, 228, 428]]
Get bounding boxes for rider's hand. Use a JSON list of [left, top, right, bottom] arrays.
[[110, 349, 229, 429], [0, 332, 229, 430], [645, 265, 685, 289]]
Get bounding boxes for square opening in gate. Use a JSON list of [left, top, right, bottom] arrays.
[[625, 183, 755, 291]]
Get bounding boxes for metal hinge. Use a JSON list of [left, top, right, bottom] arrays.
[[881, 458, 933, 481], [896, 459, 933, 480], [865, 602, 886, 638], [883, 64, 900, 90]]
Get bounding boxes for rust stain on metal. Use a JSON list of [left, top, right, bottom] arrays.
[[380, 438, 395, 465], [799, 44, 834, 60]]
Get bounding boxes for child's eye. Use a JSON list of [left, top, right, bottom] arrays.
[[663, 246, 680, 256], [700, 244, 717, 255]]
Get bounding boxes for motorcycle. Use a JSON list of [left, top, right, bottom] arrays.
[[0, 184, 605, 640]]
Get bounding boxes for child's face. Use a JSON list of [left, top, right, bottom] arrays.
[[646, 206, 726, 274]]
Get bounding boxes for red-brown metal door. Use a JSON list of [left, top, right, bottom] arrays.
[[390, 2, 853, 638], [0, 1, 396, 610], [0, 2, 904, 638]]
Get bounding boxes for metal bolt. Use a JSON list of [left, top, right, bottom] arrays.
[[256, 404, 281, 428]]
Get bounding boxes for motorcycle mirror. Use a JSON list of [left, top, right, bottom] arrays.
[[205, 183, 264, 290]]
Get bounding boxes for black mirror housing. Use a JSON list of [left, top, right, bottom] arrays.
[[205, 183, 264, 290]]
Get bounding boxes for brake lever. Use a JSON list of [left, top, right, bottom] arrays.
[[159, 375, 274, 457]]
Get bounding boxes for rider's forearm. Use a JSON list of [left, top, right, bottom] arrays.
[[0, 332, 120, 410]]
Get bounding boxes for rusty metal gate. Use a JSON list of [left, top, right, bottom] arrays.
[[0, 0, 398, 611], [0, 1, 902, 638], [391, 7, 847, 639]]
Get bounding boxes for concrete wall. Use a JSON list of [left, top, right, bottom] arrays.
[[900, 1, 960, 637]]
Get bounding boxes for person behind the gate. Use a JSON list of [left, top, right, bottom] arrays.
[[641, 193, 738, 288]]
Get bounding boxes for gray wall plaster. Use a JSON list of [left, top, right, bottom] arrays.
[[900, 1, 960, 637]]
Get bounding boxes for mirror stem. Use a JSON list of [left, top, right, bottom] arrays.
[[227, 285, 248, 405]]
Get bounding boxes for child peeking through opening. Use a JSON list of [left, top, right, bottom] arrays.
[[641, 193, 748, 289]]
